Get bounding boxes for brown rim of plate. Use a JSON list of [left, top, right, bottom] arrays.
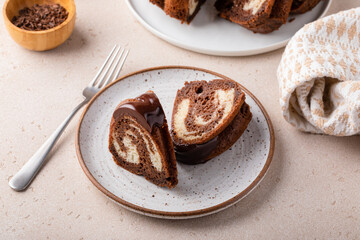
[[75, 65, 275, 218]]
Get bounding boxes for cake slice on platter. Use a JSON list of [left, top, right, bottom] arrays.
[[245, 0, 294, 33], [215, 0, 294, 33], [171, 79, 252, 164], [109, 91, 178, 188], [215, 0, 276, 30], [150, 0, 206, 23]]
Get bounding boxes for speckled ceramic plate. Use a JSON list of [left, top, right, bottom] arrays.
[[126, 0, 332, 56], [76, 66, 274, 219]]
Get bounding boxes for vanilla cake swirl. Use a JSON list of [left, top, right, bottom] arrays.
[[171, 79, 252, 164], [109, 91, 178, 188]]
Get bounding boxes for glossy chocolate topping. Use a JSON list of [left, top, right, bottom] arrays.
[[112, 91, 165, 133], [174, 136, 219, 165]]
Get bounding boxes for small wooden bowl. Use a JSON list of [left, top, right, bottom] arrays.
[[3, 0, 76, 51]]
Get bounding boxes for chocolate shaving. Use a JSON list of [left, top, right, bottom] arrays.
[[11, 4, 68, 31]]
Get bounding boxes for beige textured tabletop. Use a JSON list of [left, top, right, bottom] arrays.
[[1, 0, 360, 239]]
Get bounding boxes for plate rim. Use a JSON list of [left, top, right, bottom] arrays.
[[125, 0, 332, 56], [75, 66, 275, 218]]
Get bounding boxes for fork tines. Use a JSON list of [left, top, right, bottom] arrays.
[[90, 45, 129, 88]]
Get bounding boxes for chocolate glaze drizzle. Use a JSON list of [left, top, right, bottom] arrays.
[[113, 91, 165, 133], [174, 136, 219, 164]]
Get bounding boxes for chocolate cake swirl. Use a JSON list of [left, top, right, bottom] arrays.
[[150, 0, 206, 24], [171, 79, 252, 164], [215, 0, 294, 33], [148, 0, 321, 33], [109, 91, 178, 188], [175, 102, 252, 164]]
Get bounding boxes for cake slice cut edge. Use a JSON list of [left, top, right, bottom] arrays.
[[150, 0, 206, 24], [109, 91, 178, 188], [215, 0, 276, 28], [245, 0, 294, 33], [215, 0, 294, 33], [174, 101, 253, 164], [171, 79, 246, 146], [171, 79, 253, 164]]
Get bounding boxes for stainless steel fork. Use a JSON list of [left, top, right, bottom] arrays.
[[9, 45, 129, 191]]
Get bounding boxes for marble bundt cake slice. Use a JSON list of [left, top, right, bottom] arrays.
[[150, 0, 206, 23], [215, 0, 276, 29], [171, 79, 252, 164], [215, 0, 293, 33], [245, 0, 294, 33], [109, 91, 178, 188]]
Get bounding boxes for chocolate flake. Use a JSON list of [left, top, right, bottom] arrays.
[[11, 4, 68, 31]]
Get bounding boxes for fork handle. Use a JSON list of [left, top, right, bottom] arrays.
[[9, 99, 89, 191]]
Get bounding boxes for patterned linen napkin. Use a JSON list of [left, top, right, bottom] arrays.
[[277, 8, 360, 136]]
